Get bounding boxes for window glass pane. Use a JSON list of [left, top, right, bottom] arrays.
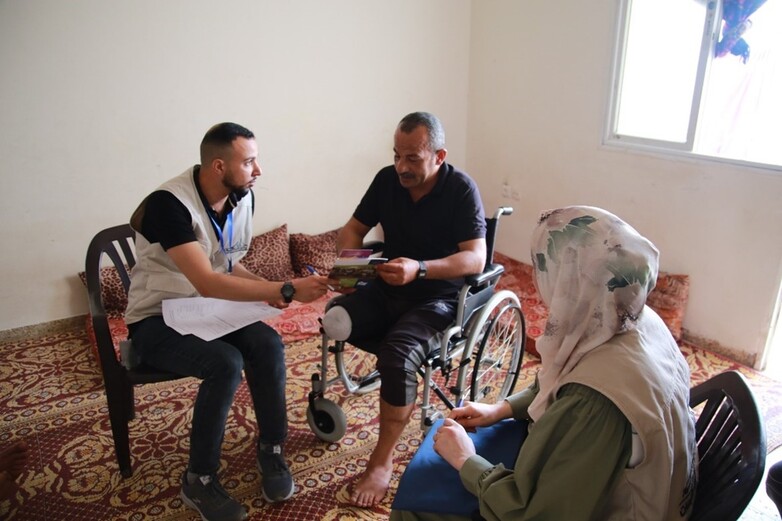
[[695, 1, 782, 166], [616, 0, 710, 143]]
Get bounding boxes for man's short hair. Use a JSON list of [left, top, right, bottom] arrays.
[[200, 122, 255, 163], [398, 112, 445, 152]]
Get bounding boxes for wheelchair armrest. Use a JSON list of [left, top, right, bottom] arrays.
[[465, 263, 505, 288]]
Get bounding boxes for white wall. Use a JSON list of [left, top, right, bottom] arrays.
[[467, 0, 782, 366], [0, 0, 471, 330], [3, 0, 781, 368]]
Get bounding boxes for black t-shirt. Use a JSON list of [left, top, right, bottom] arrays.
[[353, 162, 485, 299], [139, 167, 254, 250]]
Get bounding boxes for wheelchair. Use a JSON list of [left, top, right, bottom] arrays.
[[306, 207, 526, 442]]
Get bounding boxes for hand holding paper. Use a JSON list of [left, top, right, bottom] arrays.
[[327, 249, 387, 288]]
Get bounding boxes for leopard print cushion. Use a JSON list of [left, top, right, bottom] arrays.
[[78, 267, 128, 313], [289, 228, 340, 277], [241, 224, 295, 281], [85, 312, 128, 362], [493, 253, 690, 356], [646, 272, 690, 341]]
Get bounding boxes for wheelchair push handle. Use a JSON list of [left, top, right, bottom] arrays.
[[493, 206, 513, 219]]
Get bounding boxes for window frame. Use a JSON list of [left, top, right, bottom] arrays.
[[603, 0, 782, 173]]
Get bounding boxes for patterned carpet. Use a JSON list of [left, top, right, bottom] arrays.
[[1, 255, 781, 520], [2, 329, 543, 520]]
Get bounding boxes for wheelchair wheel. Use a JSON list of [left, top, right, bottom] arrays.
[[307, 398, 347, 442], [465, 291, 525, 403]]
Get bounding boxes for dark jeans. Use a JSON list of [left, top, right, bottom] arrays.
[[129, 316, 287, 476]]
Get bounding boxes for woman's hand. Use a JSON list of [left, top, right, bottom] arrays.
[[449, 400, 513, 431], [433, 418, 476, 470]]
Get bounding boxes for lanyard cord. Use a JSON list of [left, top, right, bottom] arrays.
[[209, 211, 234, 273]]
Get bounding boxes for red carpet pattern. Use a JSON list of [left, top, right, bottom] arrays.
[[2, 253, 780, 520], [0, 330, 540, 520]]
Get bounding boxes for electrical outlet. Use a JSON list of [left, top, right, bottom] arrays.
[[502, 183, 511, 198]]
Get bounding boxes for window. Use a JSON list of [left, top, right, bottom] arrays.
[[607, 0, 782, 169]]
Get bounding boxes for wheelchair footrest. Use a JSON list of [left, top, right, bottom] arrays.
[[356, 370, 380, 385], [354, 370, 381, 394]]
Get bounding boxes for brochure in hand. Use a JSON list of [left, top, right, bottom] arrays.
[[328, 248, 387, 288]]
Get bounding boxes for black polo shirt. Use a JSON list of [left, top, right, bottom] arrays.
[[353, 162, 485, 299]]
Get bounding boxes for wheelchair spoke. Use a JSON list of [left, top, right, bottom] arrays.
[[468, 297, 525, 404]]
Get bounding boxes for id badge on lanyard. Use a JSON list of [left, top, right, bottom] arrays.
[[210, 212, 235, 273]]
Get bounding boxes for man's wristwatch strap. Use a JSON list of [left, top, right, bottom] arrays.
[[281, 281, 295, 303], [417, 260, 427, 279]]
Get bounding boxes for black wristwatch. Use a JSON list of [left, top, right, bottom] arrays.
[[417, 260, 427, 280], [281, 281, 295, 303]]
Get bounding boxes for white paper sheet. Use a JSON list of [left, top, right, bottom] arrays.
[[162, 297, 283, 341]]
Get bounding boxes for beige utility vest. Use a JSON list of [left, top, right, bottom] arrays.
[[560, 308, 698, 521], [125, 167, 253, 324]]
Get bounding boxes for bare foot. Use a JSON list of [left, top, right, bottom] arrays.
[[349, 464, 392, 508], [0, 442, 28, 479]]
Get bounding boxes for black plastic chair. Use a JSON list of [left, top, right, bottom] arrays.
[[766, 459, 782, 516], [85, 224, 184, 477], [690, 370, 767, 521]]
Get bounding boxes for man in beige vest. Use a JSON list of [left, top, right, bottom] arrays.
[[125, 122, 331, 521]]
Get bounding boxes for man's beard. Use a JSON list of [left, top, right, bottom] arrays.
[[222, 174, 250, 194], [222, 175, 250, 207]]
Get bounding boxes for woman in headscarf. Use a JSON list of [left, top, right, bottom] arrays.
[[391, 206, 698, 521]]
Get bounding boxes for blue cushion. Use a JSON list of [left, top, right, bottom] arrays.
[[392, 418, 528, 516]]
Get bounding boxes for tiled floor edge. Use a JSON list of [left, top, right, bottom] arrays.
[[682, 328, 757, 369], [0, 315, 86, 344]]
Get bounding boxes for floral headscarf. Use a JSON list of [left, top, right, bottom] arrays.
[[527, 206, 660, 422]]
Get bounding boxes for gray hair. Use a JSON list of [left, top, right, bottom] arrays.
[[398, 112, 445, 152]]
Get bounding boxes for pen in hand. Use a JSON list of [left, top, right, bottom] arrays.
[[306, 265, 336, 291]]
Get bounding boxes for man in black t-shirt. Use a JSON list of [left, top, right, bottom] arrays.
[[321, 112, 487, 508]]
